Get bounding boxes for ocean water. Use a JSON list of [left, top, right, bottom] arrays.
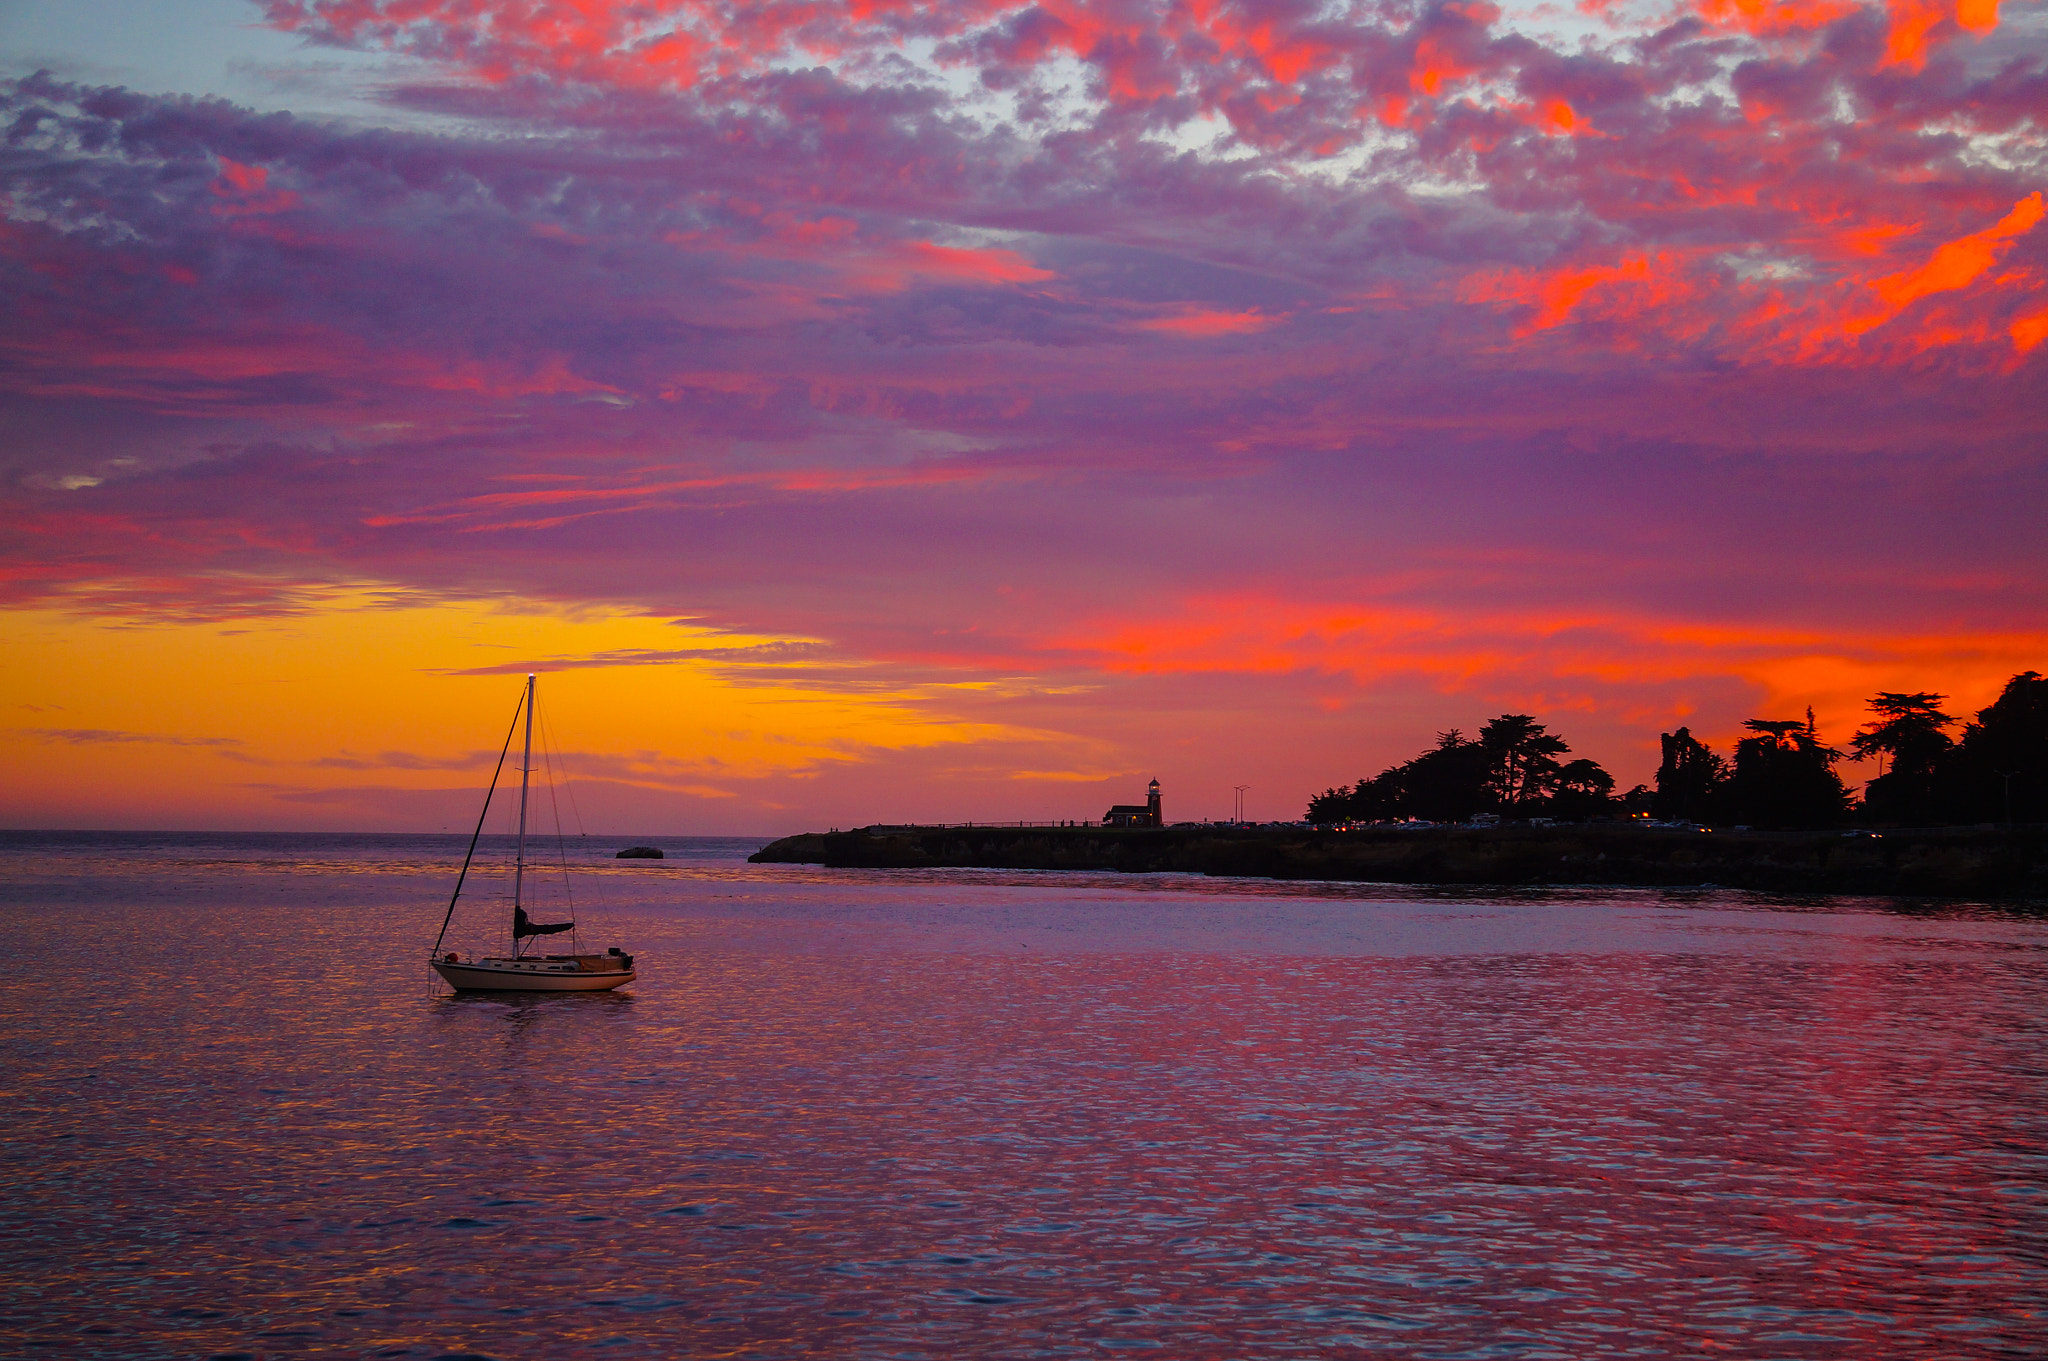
[[2, 831, 2045, 1359]]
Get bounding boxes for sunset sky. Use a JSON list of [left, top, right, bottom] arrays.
[[3, 0, 2044, 833]]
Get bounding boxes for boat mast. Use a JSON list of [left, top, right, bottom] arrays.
[[429, 683, 526, 961], [513, 673, 534, 929]]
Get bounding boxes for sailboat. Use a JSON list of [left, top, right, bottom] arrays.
[[430, 674, 636, 992]]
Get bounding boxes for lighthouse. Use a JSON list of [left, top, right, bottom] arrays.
[[1102, 779, 1166, 828]]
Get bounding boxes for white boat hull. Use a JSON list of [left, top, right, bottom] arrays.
[[433, 955, 635, 992]]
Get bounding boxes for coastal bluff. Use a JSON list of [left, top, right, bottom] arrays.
[[748, 823, 2048, 898]]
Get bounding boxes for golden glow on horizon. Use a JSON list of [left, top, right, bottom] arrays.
[[6, 586, 2041, 829], [0, 593, 1035, 829]]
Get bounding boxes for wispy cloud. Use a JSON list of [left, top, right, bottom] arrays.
[[439, 642, 837, 675], [29, 728, 247, 749], [308, 750, 497, 770]]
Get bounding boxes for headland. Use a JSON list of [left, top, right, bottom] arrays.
[[749, 823, 2048, 899]]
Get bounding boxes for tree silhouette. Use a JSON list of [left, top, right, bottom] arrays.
[[1306, 784, 1356, 824], [1389, 730, 1493, 822], [1934, 672, 2046, 824], [1852, 692, 1957, 825], [1653, 726, 1727, 821], [1308, 672, 2043, 831], [1478, 714, 1569, 813], [1308, 718, 1614, 823], [1550, 758, 1617, 819], [1728, 710, 1850, 827]]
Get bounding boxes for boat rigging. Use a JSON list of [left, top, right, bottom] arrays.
[[430, 674, 636, 993]]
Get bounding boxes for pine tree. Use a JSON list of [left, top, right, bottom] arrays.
[[1853, 692, 1957, 824], [1478, 714, 1569, 814]]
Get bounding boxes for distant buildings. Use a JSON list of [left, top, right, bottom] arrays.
[[1103, 778, 1162, 828]]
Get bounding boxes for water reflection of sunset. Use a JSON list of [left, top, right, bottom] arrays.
[[7, 841, 2041, 1357]]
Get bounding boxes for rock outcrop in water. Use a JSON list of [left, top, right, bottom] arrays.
[[749, 824, 2047, 898], [615, 846, 664, 859]]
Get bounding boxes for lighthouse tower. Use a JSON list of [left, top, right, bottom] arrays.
[[1147, 778, 1161, 828]]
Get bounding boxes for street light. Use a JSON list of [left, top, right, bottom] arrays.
[[1997, 770, 2018, 827], [1233, 784, 1250, 825]]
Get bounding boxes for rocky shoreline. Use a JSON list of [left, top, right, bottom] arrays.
[[749, 823, 2048, 899]]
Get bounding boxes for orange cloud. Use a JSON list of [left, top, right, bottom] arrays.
[[1882, 0, 2002, 65], [1954, 0, 2001, 28], [1831, 192, 2046, 344], [1533, 258, 1650, 329], [1869, 193, 2044, 311], [1365, 93, 1411, 127], [1827, 221, 1920, 259], [1461, 252, 1702, 337], [1044, 591, 2048, 755], [1536, 100, 1582, 136], [1410, 33, 1480, 96], [1694, 0, 2001, 64], [2012, 305, 2048, 355], [1455, 194, 2047, 364]]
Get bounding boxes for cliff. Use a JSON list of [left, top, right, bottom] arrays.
[[748, 824, 2048, 899]]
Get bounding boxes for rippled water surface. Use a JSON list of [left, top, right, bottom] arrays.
[[3, 831, 2046, 1359]]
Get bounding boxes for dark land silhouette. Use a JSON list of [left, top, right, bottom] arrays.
[[1311, 671, 2045, 832], [1306, 713, 1621, 826], [1652, 672, 2046, 829], [749, 823, 2046, 898], [751, 670, 2047, 897]]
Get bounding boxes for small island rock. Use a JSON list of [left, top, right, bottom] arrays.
[[615, 846, 664, 859]]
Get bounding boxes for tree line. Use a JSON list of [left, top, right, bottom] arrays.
[[1305, 713, 1621, 825], [1306, 671, 2045, 829]]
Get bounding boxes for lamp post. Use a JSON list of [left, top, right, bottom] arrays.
[[1232, 785, 1250, 825], [1997, 770, 2017, 827]]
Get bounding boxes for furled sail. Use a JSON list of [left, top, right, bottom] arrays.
[[513, 906, 574, 939]]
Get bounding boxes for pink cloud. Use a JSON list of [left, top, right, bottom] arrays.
[[1137, 307, 1280, 337], [210, 157, 300, 216]]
